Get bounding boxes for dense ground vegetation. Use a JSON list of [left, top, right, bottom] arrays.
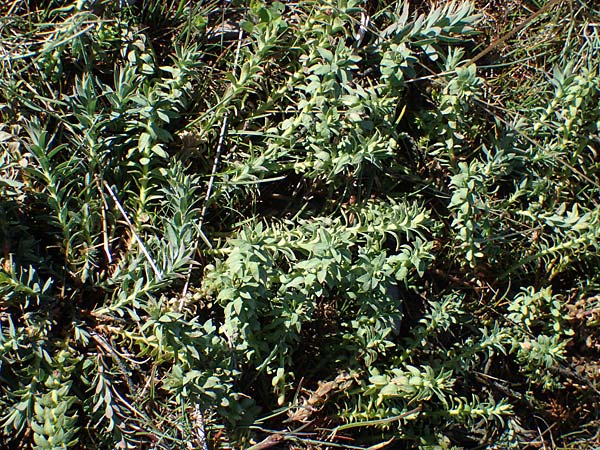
[[1, 0, 600, 448]]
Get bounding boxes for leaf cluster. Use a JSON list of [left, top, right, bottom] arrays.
[[1, 0, 600, 449]]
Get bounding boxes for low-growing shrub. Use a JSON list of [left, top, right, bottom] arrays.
[[1, 0, 599, 448]]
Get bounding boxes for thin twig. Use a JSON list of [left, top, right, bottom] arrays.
[[179, 28, 244, 310], [176, 28, 245, 450], [191, 404, 210, 450], [7, 0, 20, 16], [245, 434, 285, 450], [94, 176, 113, 264], [403, 0, 565, 86], [328, 406, 421, 440], [469, 0, 565, 65], [90, 332, 135, 394], [100, 178, 162, 281]]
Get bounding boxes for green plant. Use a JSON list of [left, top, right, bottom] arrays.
[[1, 0, 600, 449]]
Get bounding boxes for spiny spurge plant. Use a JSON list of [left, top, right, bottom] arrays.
[[1, 0, 600, 449]]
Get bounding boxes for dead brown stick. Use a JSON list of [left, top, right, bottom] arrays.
[[245, 434, 285, 450], [469, 0, 565, 65]]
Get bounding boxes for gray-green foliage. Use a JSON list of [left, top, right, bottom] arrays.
[[202, 199, 431, 404], [1, 0, 600, 449]]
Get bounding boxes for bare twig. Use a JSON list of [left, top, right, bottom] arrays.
[[179, 28, 244, 310], [327, 406, 422, 441], [469, 0, 565, 65], [245, 434, 285, 450], [403, 0, 566, 86], [190, 404, 210, 450], [100, 178, 162, 281], [90, 332, 135, 394], [94, 176, 113, 264], [366, 438, 396, 450]]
